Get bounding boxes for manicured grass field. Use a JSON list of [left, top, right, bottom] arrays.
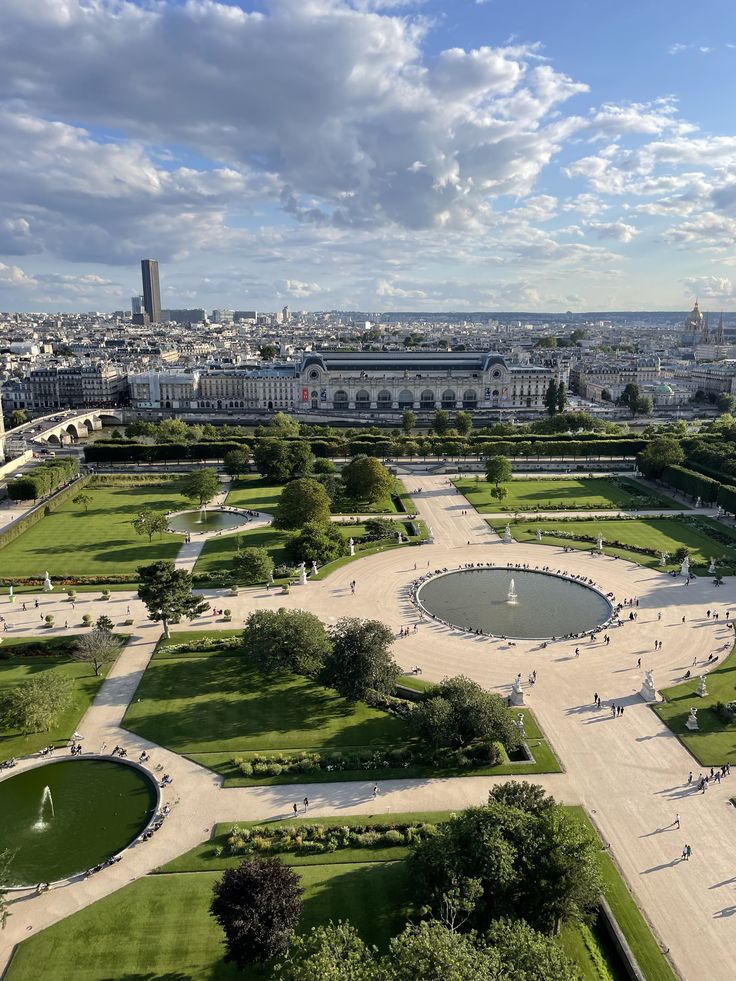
[[654, 642, 736, 765], [123, 648, 407, 757], [125, 632, 559, 784], [332, 479, 415, 515], [456, 476, 679, 512], [7, 806, 674, 981], [0, 483, 184, 579], [494, 516, 736, 572], [5, 862, 412, 981], [223, 475, 283, 513], [0, 642, 112, 758]]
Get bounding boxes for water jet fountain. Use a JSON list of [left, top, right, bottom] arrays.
[[507, 578, 518, 605]]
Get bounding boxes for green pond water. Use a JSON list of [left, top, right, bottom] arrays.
[[0, 759, 157, 886], [167, 509, 247, 533]]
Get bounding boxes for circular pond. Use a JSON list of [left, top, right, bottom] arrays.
[[168, 508, 247, 534], [417, 568, 613, 639], [0, 759, 158, 886]]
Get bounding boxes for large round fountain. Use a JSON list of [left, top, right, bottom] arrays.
[[167, 507, 250, 535], [0, 759, 158, 886], [417, 567, 613, 639]]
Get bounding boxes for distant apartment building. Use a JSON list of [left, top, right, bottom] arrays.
[[686, 360, 736, 397], [1, 364, 128, 413], [569, 359, 661, 400]]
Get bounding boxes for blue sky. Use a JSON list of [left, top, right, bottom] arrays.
[[1, 0, 735, 312]]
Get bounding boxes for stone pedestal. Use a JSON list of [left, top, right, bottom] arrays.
[[510, 687, 525, 706], [640, 679, 657, 703], [503, 524, 513, 544], [698, 676, 708, 697], [685, 708, 699, 731]]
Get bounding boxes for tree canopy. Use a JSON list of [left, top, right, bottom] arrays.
[[210, 857, 303, 969], [232, 545, 274, 585], [341, 456, 394, 504], [180, 467, 220, 506], [137, 560, 209, 638], [484, 454, 512, 489], [275, 478, 332, 530], [132, 509, 169, 542], [285, 520, 347, 566], [223, 447, 252, 479], [637, 437, 684, 478], [0, 672, 72, 734], [242, 607, 331, 676], [73, 629, 122, 676], [412, 676, 518, 754], [321, 617, 399, 701]]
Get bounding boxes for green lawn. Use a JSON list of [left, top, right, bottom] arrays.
[[494, 516, 736, 572], [654, 642, 736, 765], [456, 476, 679, 512], [0, 644, 112, 759], [5, 862, 412, 981], [332, 479, 415, 515], [126, 633, 560, 785], [123, 650, 407, 757], [0, 483, 184, 579], [6, 806, 674, 981], [224, 476, 284, 513]]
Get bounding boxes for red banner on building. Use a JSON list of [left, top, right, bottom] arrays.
[[302, 387, 309, 401]]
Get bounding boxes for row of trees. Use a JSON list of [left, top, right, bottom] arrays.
[[7, 457, 80, 502], [210, 782, 599, 977]]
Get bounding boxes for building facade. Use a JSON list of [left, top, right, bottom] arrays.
[[141, 259, 161, 324], [128, 351, 551, 414], [1, 364, 128, 413]]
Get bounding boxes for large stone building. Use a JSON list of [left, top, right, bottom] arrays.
[[1, 363, 128, 413], [128, 351, 551, 415]]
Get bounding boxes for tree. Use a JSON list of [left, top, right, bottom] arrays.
[[242, 608, 331, 675], [455, 411, 473, 437], [600, 388, 612, 402], [489, 485, 507, 503], [0, 848, 13, 930], [137, 560, 209, 639], [486, 918, 580, 981], [364, 517, 396, 540], [342, 456, 394, 504], [556, 381, 567, 414], [154, 418, 191, 443], [402, 409, 417, 434], [278, 922, 378, 981], [259, 343, 279, 361], [132, 509, 170, 542], [385, 922, 499, 980], [287, 442, 316, 479], [412, 676, 518, 753], [617, 383, 642, 417], [270, 411, 300, 436], [637, 437, 685, 479], [433, 410, 450, 436], [73, 629, 122, 676], [232, 546, 274, 585], [275, 478, 332, 530], [96, 614, 115, 632], [285, 520, 347, 566], [0, 673, 72, 733], [181, 467, 220, 506], [9, 408, 27, 429], [223, 447, 252, 479], [210, 857, 303, 969], [321, 618, 399, 701], [72, 492, 92, 512], [544, 379, 559, 417], [638, 395, 653, 417], [717, 392, 736, 414], [484, 454, 512, 490], [254, 438, 292, 482], [313, 458, 337, 475], [410, 790, 602, 935], [488, 781, 554, 814]]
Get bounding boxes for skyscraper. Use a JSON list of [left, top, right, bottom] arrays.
[[131, 295, 144, 315], [140, 259, 161, 324]]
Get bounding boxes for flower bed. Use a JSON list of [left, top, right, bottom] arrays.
[[219, 820, 439, 857]]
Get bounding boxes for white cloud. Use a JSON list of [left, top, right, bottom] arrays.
[[682, 276, 736, 300], [587, 221, 638, 243]]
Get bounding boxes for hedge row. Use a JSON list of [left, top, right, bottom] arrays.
[[6, 457, 79, 501], [661, 464, 736, 516], [0, 474, 91, 550]]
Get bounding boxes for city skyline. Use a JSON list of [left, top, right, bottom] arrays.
[[1, 0, 736, 312]]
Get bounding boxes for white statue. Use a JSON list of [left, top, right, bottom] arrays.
[[396, 531, 403, 544], [686, 706, 699, 730], [596, 532, 604, 552], [680, 555, 690, 578], [659, 552, 667, 567], [510, 673, 525, 706], [8, 585, 15, 603], [348, 537, 355, 556], [640, 668, 657, 702], [503, 523, 513, 544], [535, 528, 542, 542], [427, 526, 434, 544], [43, 571, 53, 593], [695, 496, 702, 508], [698, 675, 708, 698], [311, 560, 318, 576], [515, 712, 527, 738], [709, 557, 717, 574], [298, 562, 308, 586]]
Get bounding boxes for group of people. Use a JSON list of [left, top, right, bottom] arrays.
[[84, 854, 121, 878], [140, 803, 172, 842]]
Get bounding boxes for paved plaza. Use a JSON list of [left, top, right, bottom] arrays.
[[1, 474, 735, 979]]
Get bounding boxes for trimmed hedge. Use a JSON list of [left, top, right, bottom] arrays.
[[661, 465, 720, 504], [7, 457, 79, 501], [0, 474, 91, 550]]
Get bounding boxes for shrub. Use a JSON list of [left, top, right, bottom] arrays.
[[82, 614, 92, 626]]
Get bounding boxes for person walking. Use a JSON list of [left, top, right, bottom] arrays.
[[682, 845, 688, 862], [686, 844, 692, 861], [373, 784, 379, 798], [293, 803, 298, 816], [675, 813, 680, 829], [303, 796, 309, 812]]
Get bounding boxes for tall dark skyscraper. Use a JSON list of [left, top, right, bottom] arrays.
[[140, 259, 161, 323]]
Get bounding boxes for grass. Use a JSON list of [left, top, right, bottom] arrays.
[[223, 475, 283, 513], [654, 642, 736, 766], [332, 479, 415, 515], [5, 862, 412, 981], [125, 632, 560, 785], [0, 483, 184, 578], [494, 516, 736, 572], [456, 476, 680, 512], [0, 640, 112, 758], [6, 806, 674, 981]]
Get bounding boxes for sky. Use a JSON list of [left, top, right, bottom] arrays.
[[2, 0, 736, 313]]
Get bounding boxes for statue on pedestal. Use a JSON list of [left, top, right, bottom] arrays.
[[709, 557, 717, 574], [640, 668, 657, 702], [596, 532, 604, 552], [686, 707, 699, 730], [43, 571, 53, 593], [8, 585, 15, 603], [510, 673, 525, 706], [348, 537, 355, 556], [535, 529, 542, 542], [698, 675, 708, 698], [503, 524, 513, 544], [427, 526, 434, 544], [298, 562, 308, 586], [514, 712, 527, 739], [680, 555, 690, 579]]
